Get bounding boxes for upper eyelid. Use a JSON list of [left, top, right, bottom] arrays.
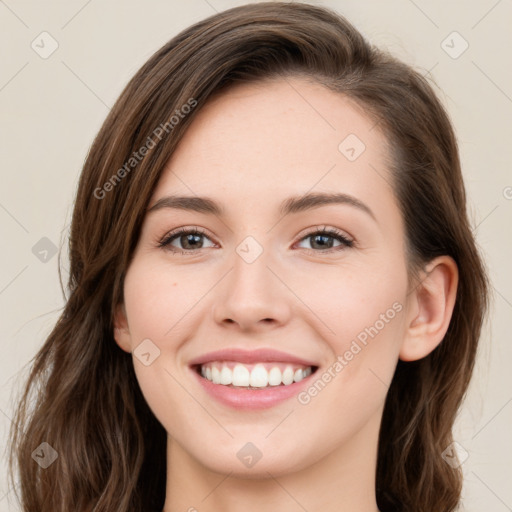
[[298, 225, 353, 239]]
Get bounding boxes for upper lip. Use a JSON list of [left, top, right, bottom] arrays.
[[189, 348, 318, 367]]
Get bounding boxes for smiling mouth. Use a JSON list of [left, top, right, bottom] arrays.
[[193, 361, 319, 389]]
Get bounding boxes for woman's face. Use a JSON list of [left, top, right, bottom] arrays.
[[115, 77, 413, 476]]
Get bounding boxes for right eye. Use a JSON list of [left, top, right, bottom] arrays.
[[158, 227, 217, 255]]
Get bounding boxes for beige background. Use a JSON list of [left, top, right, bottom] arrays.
[[1, 1, 511, 510]]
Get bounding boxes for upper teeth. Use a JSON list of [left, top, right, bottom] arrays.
[[200, 362, 313, 388]]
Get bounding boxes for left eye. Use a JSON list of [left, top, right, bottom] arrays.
[[296, 229, 353, 251]]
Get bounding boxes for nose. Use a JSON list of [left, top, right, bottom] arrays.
[[212, 247, 292, 333]]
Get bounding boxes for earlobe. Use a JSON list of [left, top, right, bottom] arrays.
[[399, 256, 458, 362], [113, 303, 132, 353]]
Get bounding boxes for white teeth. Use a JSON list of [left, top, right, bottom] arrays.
[[199, 362, 314, 388], [268, 367, 282, 386], [211, 366, 221, 384], [249, 364, 268, 387], [282, 367, 294, 385], [220, 366, 232, 385], [232, 364, 250, 386]]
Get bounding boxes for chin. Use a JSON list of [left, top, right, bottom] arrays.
[[185, 437, 317, 478]]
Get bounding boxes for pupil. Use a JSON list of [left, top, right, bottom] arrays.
[[183, 234, 202, 249], [312, 234, 332, 249]]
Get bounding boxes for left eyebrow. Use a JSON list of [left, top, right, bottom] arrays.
[[280, 192, 376, 221], [146, 192, 376, 221]]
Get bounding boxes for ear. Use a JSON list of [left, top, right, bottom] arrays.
[[113, 303, 133, 353], [400, 256, 458, 361]]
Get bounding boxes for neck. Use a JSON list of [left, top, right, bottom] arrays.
[[162, 414, 381, 512]]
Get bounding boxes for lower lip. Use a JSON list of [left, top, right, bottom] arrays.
[[191, 367, 315, 410]]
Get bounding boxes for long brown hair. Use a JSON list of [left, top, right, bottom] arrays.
[[9, 3, 489, 511]]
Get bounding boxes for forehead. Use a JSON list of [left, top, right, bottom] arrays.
[[151, 77, 395, 215]]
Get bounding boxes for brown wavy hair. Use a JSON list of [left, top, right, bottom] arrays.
[[8, 3, 489, 511]]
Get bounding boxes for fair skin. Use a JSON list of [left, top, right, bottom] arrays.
[[114, 76, 458, 512]]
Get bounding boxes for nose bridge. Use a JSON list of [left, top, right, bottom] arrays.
[[213, 234, 291, 329], [232, 237, 272, 297]]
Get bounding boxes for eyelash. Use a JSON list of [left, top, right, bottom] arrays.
[[157, 225, 354, 256]]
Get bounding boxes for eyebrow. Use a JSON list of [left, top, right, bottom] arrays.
[[147, 192, 376, 221]]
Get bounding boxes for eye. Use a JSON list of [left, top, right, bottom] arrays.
[[158, 227, 216, 254], [295, 226, 354, 253]]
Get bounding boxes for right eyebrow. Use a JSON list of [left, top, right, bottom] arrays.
[[146, 195, 223, 216]]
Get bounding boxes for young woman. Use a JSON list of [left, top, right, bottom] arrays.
[[9, 3, 489, 511]]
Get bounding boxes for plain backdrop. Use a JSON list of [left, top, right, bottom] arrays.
[[1, 1, 511, 511]]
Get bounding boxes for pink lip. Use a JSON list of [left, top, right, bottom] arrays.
[[188, 348, 317, 367], [188, 348, 318, 410], [190, 368, 316, 410]]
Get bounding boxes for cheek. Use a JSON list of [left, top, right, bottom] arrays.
[[295, 258, 408, 352], [122, 261, 217, 430], [297, 260, 408, 407], [123, 260, 205, 340]]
